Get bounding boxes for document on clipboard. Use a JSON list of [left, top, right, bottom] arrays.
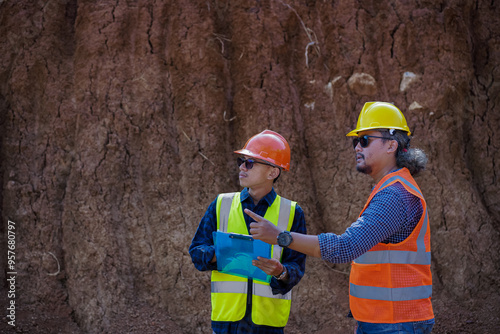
[[213, 231, 272, 282]]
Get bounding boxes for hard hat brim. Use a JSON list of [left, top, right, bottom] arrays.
[[234, 149, 289, 171], [346, 126, 411, 137]]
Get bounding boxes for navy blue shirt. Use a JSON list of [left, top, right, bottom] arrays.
[[189, 188, 307, 333]]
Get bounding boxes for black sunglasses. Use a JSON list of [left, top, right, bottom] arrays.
[[237, 157, 274, 169], [352, 135, 388, 149]]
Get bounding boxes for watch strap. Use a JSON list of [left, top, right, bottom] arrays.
[[274, 265, 288, 280]]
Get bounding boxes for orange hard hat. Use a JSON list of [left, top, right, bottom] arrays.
[[234, 130, 291, 171]]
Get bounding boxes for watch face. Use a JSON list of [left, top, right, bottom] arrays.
[[278, 231, 292, 247]]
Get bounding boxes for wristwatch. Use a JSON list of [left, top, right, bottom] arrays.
[[274, 265, 288, 280], [277, 230, 293, 248]]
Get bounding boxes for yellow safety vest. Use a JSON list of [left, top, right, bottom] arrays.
[[211, 192, 296, 327]]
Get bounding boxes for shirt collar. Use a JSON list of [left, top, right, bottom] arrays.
[[240, 187, 277, 206]]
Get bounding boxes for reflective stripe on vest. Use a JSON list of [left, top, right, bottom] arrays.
[[218, 193, 234, 233], [211, 192, 295, 326], [254, 282, 291, 300], [212, 281, 292, 300], [350, 283, 432, 301], [272, 197, 292, 260], [212, 280, 246, 294]]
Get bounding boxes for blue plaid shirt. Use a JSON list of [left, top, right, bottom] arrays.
[[189, 188, 307, 334], [319, 170, 423, 263]]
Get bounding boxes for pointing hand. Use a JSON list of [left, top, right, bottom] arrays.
[[245, 209, 280, 245]]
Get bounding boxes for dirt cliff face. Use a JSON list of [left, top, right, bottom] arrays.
[[1, 1, 499, 333]]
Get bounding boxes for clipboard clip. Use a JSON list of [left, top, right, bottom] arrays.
[[229, 234, 254, 241]]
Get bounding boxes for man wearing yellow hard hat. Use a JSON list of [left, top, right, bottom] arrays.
[[189, 130, 307, 334], [247, 103, 435, 333]]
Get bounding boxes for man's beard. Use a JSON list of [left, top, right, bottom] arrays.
[[356, 154, 372, 174], [356, 165, 372, 174]]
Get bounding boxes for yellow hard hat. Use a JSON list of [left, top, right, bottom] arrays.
[[346, 102, 411, 136]]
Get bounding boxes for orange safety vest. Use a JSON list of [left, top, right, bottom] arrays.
[[349, 168, 434, 323]]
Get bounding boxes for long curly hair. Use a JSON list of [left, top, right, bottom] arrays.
[[387, 130, 428, 176]]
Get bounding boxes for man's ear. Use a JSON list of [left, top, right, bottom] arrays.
[[387, 139, 398, 153], [268, 167, 280, 180]]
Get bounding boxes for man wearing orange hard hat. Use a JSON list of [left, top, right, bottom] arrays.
[[189, 130, 307, 334], [247, 103, 435, 333]]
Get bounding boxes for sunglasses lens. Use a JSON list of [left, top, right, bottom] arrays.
[[237, 157, 254, 169], [353, 136, 370, 148], [360, 136, 369, 147], [245, 160, 254, 169]]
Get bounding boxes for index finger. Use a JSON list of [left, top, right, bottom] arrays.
[[244, 208, 264, 221]]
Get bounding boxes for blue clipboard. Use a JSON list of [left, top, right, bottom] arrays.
[[213, 231, 272, 282]]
